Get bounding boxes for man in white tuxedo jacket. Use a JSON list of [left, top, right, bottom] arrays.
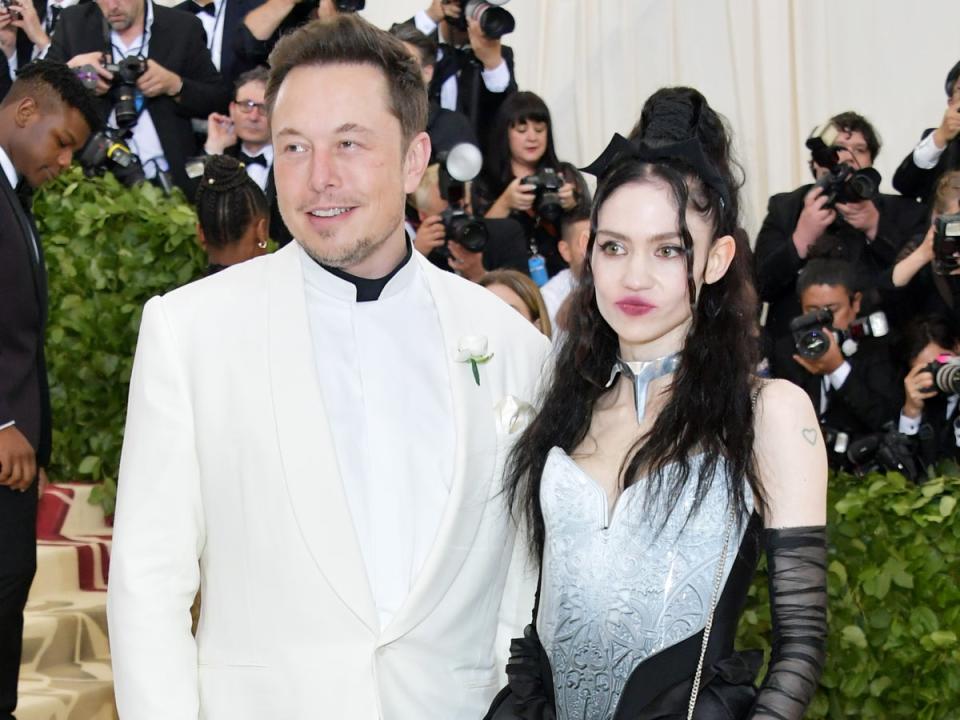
[[107, 15, 550, 720]]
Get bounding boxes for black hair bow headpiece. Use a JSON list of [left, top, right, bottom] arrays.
[[580, 133, 730, 208]]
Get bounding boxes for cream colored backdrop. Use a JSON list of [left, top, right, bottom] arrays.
[[359, 0, 958, 235]]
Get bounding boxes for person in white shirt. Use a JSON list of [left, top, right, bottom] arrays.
[[204, 66, 271, 191], [107, 15, 549, 720]]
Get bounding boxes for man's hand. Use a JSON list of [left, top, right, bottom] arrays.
[[414, 214, 446, 256], [0, 425, 37, 492], [6, 0, 47, 47], [903, 360, 939, 419], [467, 17, 502, 70], [67, 51, 113, 95], [137, 59, 182, 98], [793, 329, 844, 376], [793, 186, 836, 258], [933, 100, 960, 150], [426, 0, 456, 23], [836, 199, 880, 240], [558, 181, 577, 211], [447, 239, 485, 282], [205, 112, 237, 154]]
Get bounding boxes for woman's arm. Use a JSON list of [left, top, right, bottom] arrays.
[[749, 379, 828, 720]]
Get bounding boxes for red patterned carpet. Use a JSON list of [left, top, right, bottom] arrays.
[[16, 484, 116, 720]]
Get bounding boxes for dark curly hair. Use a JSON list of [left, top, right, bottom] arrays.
[[505, 86, 763, 560]]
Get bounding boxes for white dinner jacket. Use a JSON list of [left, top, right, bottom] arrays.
[[107, 241, 550, 720]]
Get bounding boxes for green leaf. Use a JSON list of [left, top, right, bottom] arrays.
[[470, 359, 480, 385], [841, 625, 868, 649], [928, 631, 957, 647], [941, 496, 957, 517], [828, 560, 847, 585], [77, 455, 100, 476]]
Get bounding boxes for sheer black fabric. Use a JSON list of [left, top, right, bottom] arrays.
[[750, 526, 827, 720]]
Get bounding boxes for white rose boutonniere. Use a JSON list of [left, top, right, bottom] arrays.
[[455, 335, 494, 386], [494, 395, 535, 434]]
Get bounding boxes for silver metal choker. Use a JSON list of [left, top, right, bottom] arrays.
[[606, 353, 680, 423]]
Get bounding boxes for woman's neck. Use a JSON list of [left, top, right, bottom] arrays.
[[618, 322, 688, 362], [511, 158, 536, 180]]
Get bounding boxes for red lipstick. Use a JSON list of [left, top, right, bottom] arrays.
[[615, 296, 656, 316]]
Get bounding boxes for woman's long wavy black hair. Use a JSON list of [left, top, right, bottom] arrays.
[[505, 87, 764, 561]]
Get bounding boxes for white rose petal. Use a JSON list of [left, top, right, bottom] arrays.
[[455, 335, 488, 362]]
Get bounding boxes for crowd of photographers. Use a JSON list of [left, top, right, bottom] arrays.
[[2, 0, 960, 481]]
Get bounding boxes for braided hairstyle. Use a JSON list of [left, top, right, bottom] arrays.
[[194, 154, 269, 249], [506, 87, 763, 560]]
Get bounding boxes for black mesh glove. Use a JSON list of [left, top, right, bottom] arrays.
[[751, 526, 827, 719]]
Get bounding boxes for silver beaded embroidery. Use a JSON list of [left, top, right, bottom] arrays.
[[537, 447, 751, 720]]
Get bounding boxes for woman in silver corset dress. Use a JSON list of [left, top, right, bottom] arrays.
[[490, 88, 829, 720]]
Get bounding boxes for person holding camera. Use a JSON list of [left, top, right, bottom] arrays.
[[46, 0, 229, 193], [0, 60, 98, 719], [0, 0, 77, 89], [172, 0, 263, 91], [893, 60, 960, 205], [473, 91, 579, 279], [755, 111, 928, 349], [898, 315, 960, 467], [236, 0, 348, 70], [400, 0, 515, 149], [772, 258, 901, 469]]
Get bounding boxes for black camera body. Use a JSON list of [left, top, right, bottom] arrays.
[[790, 308, 834, 359], [104, 55, 147, 128], [933, 212, 960, 275], [78, 128, 146, 188], [442, 0, 515, 39], [805, 128, 880, 209], [924, 354, 960, 396], [521, 167, 563, 223]]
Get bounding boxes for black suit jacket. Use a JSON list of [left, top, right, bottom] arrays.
[[46, 2, 230, 193], [892, 128, 960, 204], [913, 394, 960, 466], [773, 335, 902, 445], [754, 183, 928, 345], [0, 165, 50, 468], [173, 0, 263, 89]]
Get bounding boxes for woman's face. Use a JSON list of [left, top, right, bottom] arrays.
[[508, 119, 548, 168], [591, 180, 722, 361]]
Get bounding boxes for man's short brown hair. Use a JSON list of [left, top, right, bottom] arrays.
[[266, 14, 428, 146]]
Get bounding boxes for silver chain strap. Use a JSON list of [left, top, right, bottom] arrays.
[[686, 504, 736, 720]]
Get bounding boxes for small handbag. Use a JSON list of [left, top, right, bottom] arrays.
[[483, 507, 736, 720]]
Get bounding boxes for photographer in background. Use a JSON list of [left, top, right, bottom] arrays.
[[772, 258, 901, 469], [46, 0, 229, 193], [899, 315, 960, 466], [0, 0, 82, 82], [400, 0, 515, 149], [893, 61, 960, 204], [472, 91, 579, 279], [237, 0, 351, 69], [540, 164, 590, 333], [755, 111, 928, 349]]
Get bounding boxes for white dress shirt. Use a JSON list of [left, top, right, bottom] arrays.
[[540, 268, 574, 333], [300, 243, 456, 629], [239, 142, 272, 192], [413, 9, 511, 112], [913, 131, 947, 170], [191, 0, 226, 70], [818, 360, 851, 415]]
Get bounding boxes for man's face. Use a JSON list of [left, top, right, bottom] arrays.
[[272, 62, 428, 273], [812, 129, 872, 179], [14, 99, 91, 189], [229, 80, 269, 146], [800, 283, 860, 331], [96, 0, 142, 32]]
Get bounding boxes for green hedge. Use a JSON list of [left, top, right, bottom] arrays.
[[37, 166, 204, 515], [737, 466, 960, 719]]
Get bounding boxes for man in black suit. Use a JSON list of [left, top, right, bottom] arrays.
[[0, 0, 86, 81], [400, 0, 516, 151], [173, 0, 262, 91], [235, 0, 338, 70], [893, 61, 960, 205], [204, 65, 291, 245], [773, 259, 902, 470], [45, 0, 229, 193], [755, 111, 928, 349], [0, 60, 98, 720]]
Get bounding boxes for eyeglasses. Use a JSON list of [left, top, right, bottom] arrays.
[[234, 99, 267, 115]]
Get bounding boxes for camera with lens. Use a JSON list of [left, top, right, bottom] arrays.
[[845, 423, 923, 482], [521, 167, 564, 223], [933, 212, 960, 275], [78, 127, 146, 189], [441, 0, 515, 39], [805, 122, 880, 209], [438, 143, 487, 253], [790, 308, 834, 359], [103, 55, 147, 129], [837, 311, 889, 355], [0, 0, 23, 21], [923, 354, 960, 395]]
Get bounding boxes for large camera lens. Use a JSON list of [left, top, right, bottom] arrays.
[[933, 360, 960, 394], [446, 210, 487, 252], [464, 0, 515, 39], [795, 328, 832, 359]]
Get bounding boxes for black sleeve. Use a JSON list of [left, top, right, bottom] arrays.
[[832, 343, 903, 432], [750, 526, 827, 720], [173, 17, 230, 117], [44, 19, 73, 62], [892, 129, 940, 202], [754, 193, 804, 303], [868, 196, 930, 269], [233, 4, 309, 67]]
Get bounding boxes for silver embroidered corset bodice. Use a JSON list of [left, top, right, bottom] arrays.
[[537, 447, 752, 720]]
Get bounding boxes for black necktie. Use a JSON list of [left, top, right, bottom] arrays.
[[239, 152, 267, 168], [187, 2, 216, 16]]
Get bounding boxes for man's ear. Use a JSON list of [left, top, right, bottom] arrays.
[[851, 290, 862, 315], [14, 96, 38, 129], [403, 131, 432, 194], [423, 63, 435, 86], [704, 234, 736, 285], [575, 228, 590, 261], [557, 239, 572, 264]]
